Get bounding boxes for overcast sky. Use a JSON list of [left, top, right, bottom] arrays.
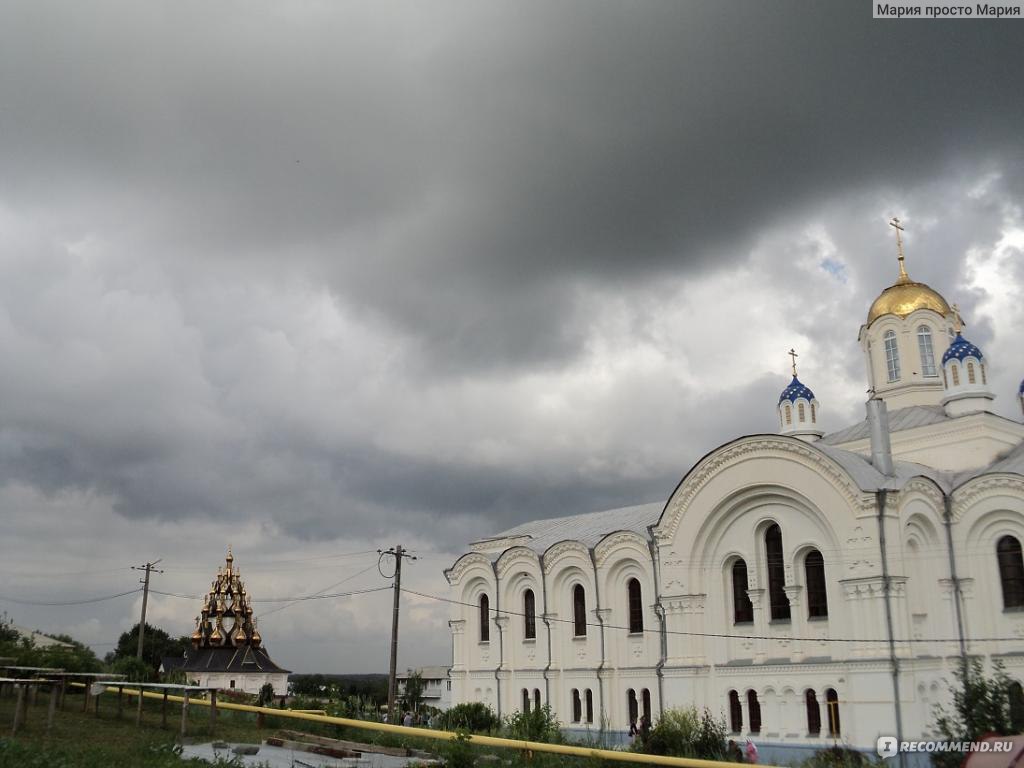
[[1, 1, 1022, 674]]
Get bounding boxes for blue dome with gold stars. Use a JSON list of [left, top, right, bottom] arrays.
[[778, 376, 816, 405], [941, 333, 984, 365]]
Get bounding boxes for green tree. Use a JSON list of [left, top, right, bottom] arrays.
[[108, 655, 153, 682], [932, 657, 1018, 768], [401, 670, 426, 713], [107, 622, 189, 675], [437, 702, 501, 734], [257, 682, 276, 707], [636, 706, 727, 760]]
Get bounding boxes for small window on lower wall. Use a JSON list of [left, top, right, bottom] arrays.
[[805, 689, 821, 735], [826, 689, 840, 736], [533, 689, 541, 711], [230, 680, 236, 689], [627, 688, 638, 723], [585, 689, 594, 723], [571, 689, 582, 723], [642, 689, 651, 721], [728, 690, 742, 733], [522, 688, 530, 713], [746, 690, 761, 734]]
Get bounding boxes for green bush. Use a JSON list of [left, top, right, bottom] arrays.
[[437, 731, 476, 768], [800, 746, 871, 768], [932, 658, 1018, 768], [503, 705, 562, 743], [107, 656, 153, 683], [637, 706, 727, 759], [437, 702, 500, 734]]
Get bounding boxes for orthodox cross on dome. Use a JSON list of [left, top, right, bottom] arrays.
[[889, 217, 910, 282], [952, 302, 963, 333], [788, 348, 799, 377]]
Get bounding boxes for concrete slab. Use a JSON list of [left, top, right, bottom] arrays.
[[179, 741, 438, 767]]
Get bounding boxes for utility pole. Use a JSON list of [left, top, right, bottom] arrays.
[[379, 545, 415, 723], [132, 560, 163, 660]]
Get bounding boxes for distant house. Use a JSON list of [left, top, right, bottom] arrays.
[[181, 548, 290, 695], [397, 666, 452, 711], [12, 626, 73, 649]]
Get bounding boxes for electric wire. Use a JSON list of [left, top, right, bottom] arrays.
[[400, 586, 1023, 646], [0, 588, 142, 606]]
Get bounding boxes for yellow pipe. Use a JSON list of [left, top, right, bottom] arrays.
[[68, 683, 766, 768]]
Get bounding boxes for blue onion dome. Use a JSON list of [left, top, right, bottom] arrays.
[[779, 376, 816, 405], [941, 333, 984, 365], [1019, 377, 1024, 396]]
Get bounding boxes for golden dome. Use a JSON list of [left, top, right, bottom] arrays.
[[867, 276, 950, 325]]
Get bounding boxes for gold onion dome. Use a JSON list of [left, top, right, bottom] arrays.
[[191, 547, 263, 649], [867, 217, 951, 325]]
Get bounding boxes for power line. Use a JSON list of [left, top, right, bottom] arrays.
[[149, 585, 392, 603], [261, 562, 382, 617], [400, 586, 1024, 646], [0, 588, 142, 606]]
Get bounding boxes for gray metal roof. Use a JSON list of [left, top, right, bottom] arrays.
[[820, 405, 951, 445], [476, 501, 663, 555], [956, 440, 1024, 486], [815, 443, 951, 493]]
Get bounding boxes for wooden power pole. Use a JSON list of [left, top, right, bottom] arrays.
[[132, 560, 163, 660], [380, 545, 415, 722]]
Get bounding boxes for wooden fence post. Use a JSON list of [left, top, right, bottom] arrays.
[[47, 684, 58, 732]]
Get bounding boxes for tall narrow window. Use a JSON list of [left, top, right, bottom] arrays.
[[732, 559, 754, 624], [918, 326, 937, 377], [811, 403, 817, 423], [785, 405, 792, 425], [573, 584, 587, 636], [627, 689, 638, 723], [981, 364, 988, 385], [951, 363, 960, 386], [805, 689, 821, 735], [747, 690, 762, 733], [826, 689, 840, 736], [1010, 682, 1024, 732], [765, 524, 791, 621], [805, 549, 828, 619], [968, 361, 977, 384], [524, 589, 536, 640], [884, 331, 900, 381], [571, 689, 581, 723], [522, 688, 530, 713], [479, 594, 490, 642], [798, 402, 806, 421], [585, 689, 594, 723], [628, 578, 644, 633], [642, 689, 651, 721], [728, 690, 743, 733], [534, 689, 541, 710], [998, 536, 1024, 609]]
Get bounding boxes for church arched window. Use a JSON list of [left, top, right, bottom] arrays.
[[728, 690, 743, 733], [826, 689, 841, 736], [917, 326, 937, 377], [967, 361, 977, 384], [798, 402, 806, 421], [573, 584, 587, 637], [522, 688, 530, 713], [884, 331, 900, 381], [747, 690, 762, 733], [997, 535, 1024, 609], [534, 689, 541, 710], [479, 594, 490, 642], [524, 589, 536, 640], [642, 688, 652, 721], [805, 549, 828, 619], [627, 689, 638, 723], [628, 578, 644, 633], [585, 689, 594, 723], [981, 364, 988, 385], [732, 559, 754, 624], [784, 405, 792, 425], [765, 524, 790, 621], [571, 689, 581, 723], [1009, 682, 1024, 732], [951, 363, 960, 386], [810, 403, 817, 423], [805, 689, 821, 735]]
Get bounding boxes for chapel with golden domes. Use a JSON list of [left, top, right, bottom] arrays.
[[180, 547, 290, 696]]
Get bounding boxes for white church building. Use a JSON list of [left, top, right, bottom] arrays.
[[445, 226, 1024, 758]]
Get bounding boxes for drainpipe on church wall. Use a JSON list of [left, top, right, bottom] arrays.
[[647, 532, 667, 718], [589, 549, 607, 729], [942, 495, 968, 662], [490, 561, 503, 718], [876, 489, 907, 768], [539, 553, 553, 709]]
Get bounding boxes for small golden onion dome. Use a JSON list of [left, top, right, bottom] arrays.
[[251, 626, 262, 647], [867, 277, 950, 325]]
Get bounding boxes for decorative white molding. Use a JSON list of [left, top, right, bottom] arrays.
[[496, 546, 541, 579], [655, 436, 872, 544], [448, 552, 494, 585], [951, 476, 1024, 522], [594, 531, 648, 567], [542, 540, 591, 573]]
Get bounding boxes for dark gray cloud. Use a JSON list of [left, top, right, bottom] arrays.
[[1, 1, 1023, 669]]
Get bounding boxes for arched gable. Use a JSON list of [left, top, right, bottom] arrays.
[[654, 435, 872, 548], [447, 552, 494, 587]]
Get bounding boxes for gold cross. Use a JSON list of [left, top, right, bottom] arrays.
[[889, 217, 909, 281], [788, 348, 798, 377]]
